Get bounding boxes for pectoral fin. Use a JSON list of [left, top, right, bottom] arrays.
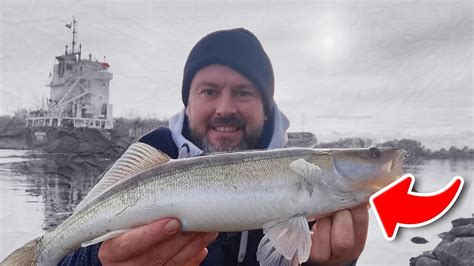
[[289, 158, 322, 185], [81, 229, 132, 247], [290, 158, 354, 202], [257, 216, 311, 266]]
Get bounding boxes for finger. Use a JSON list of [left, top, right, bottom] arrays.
[[169, 233, 217, 265], [133, 231, 201, 265], [99, 218, 181, 262], [184, 248, 209, 266], [350, 204, 369, 259], [331, 210, 355, 260], [309, 216, 332, 263]]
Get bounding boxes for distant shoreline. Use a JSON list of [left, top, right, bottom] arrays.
[[318, 137, 472, 163], [0, 115, 472, 162]]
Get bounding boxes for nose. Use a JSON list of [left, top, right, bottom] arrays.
[[215, 91, 237, 116]]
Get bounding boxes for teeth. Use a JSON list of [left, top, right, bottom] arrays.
[[214, 126, 238, 132]]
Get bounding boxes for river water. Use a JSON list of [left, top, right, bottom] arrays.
[[0, 149, 472, 264]]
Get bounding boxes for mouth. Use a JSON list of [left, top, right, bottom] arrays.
[[212, 126, 241, 132], [385, 149, 407, 175]]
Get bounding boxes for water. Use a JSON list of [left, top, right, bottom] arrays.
[[0, 149, 97, 260], [0, 149, 472, 264]]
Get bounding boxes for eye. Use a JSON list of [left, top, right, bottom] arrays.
[[368, 147, 382, 159], [201, 88, 216, 97], [235, 89, 255, 99], [237, 90, 251, 96]]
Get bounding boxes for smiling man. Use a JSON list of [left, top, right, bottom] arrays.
[[60, 28, 368, 266], [186, 64, 265, 153]]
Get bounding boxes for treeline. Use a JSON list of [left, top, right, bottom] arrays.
[[318, 138, 472, 162]]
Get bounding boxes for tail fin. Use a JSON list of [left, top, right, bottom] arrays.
[[1, 238, 39, 266]]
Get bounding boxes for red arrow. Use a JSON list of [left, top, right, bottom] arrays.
[[369, 174, 464, 241]]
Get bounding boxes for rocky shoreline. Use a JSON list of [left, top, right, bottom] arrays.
[[410, 217, 474, 266], [4, 127, 130, 178]]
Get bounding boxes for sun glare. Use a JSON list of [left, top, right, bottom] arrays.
[[306, 13, 353, 62], [322, 35, 334, 49]]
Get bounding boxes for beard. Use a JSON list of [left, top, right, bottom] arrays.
[[188, 114, 263, 153]]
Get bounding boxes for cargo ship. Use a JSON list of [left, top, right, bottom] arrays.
[[26, 17, 114, 131]]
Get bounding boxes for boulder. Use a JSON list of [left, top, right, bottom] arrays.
[[411, 237, 428, 244], [451, 224, 474, 238], [410, 217, 474, 265], [433, 237, 474, 265], [410, 254, 442, 266], [452, 218, 474, 227]]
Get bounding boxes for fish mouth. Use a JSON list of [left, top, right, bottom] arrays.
[[333, 148, 407, 192]]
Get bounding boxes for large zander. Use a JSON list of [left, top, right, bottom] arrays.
[[2, 143, 406, 265]]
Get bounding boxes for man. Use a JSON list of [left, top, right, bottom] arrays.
[[60, 28, 368, 265]]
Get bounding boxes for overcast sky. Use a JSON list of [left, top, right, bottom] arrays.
[[1, 0, 472, 149]]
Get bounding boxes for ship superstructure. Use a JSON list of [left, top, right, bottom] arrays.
[[26, 18, 114, 129]]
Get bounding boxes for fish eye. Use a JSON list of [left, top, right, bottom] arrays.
[[402, 151, 409, 160], [368, 147, 382, 159]]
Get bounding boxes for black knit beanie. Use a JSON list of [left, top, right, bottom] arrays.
[[181, 28, 275, 115]]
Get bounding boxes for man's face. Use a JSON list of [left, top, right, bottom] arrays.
[[186, 64, 265, 152]]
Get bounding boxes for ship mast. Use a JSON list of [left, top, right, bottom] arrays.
[[65, 17, 78, 55], [72, 16, 77, 54]]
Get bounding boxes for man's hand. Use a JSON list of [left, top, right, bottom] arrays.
[[308, 204, 369, 265], [98, 218, 218, 266]]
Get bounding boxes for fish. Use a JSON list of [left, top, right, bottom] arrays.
[[2, 143, 406, 266]]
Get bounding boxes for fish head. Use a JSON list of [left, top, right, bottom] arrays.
[[328, 147, 407, 195]]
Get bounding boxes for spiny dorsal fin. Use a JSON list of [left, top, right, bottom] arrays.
[[74, 142, 171, 212]]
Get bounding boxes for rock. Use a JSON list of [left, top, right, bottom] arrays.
[[411, 237, 429, 244], [438, 231, 456, 242], [44, 136, 79, 153], [410, 254, 442, 266], [411, 217, 474, 265], [433, 237, 474, 265], [76, 142, 94, 154], [451, 224, 474, 237], [452, 218, 474, 227]]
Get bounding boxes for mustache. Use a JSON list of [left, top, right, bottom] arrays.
[[209, 115, 245, 128]]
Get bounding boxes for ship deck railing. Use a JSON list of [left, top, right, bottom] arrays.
[[25, 116, 113, 129]]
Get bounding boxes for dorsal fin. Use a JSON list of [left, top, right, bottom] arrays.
[[74, 142, 171, 212]]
